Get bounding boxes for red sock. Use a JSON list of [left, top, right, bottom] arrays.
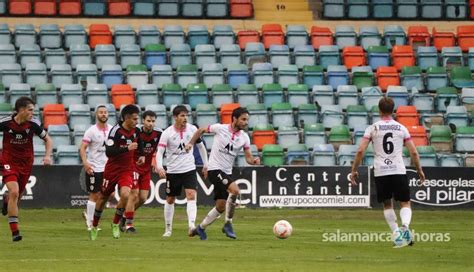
[[8, 216, 19, 233], [125, 211, 134, 227], [113, 208, 125, 224]]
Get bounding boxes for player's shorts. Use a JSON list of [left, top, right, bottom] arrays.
[[102, 171, 134, 196], [2, 164, 31, 195], [79, 169, 104, 193], [132, 171, 151, 191], [165, 170, 197, 197], [374, 174, 410, 203], [208, 170, 234, 200]]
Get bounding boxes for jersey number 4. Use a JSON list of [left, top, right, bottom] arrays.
[[383, 133, 394, 154]]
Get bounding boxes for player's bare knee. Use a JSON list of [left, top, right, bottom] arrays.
[[400, 201, 411, 208], [185, 190, 196, 200], [383, 200, 393, 209], [9, 190, 19, 200], [166, 197, 175, 204], [216, 201, 226, 213]]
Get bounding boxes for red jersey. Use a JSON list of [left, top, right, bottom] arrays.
[[134, 127, 161, 175], [104, 123, 143, 175], [0, 115, 46, 174]]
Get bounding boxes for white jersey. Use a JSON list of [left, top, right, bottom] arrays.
[[363, 118, 411, 177], [82, 123, 113, 172], [208, 124, 251, 175], [158, 123, 197, 174]]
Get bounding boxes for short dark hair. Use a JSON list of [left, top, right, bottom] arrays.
[[121, 104, 140, 120], [172, 105, 188, 117], [14, 97, 35, 112], [378, 97, 395, 115], [142, 110, 157, 119], [232, 107, 249, 121]]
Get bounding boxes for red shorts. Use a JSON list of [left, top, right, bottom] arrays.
[[132, 171, 151, 191], [102, 171, 134, 196], [2, 165, 31, 195]]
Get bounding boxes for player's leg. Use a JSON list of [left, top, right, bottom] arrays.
[[185, 188, 197, 234], [222, 181, 239, 239], [136, 189, 149, 209], [85, 172, 103, 230], [395, 175, 413, 245], [111, 184, 131, 238], [123, 188, 139, 233], [5, 178, 21, 241], [163, 173, 178, 237], [90, 176, 115, 240], [375, 176, 398, 232], [135, 172, 151, 210]]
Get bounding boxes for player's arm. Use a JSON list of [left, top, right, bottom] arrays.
[[405, 140, 425, 183], [42, 134, 53, 166], [105, 129, 135, 157], [155, 145, 166, 178], [244, 147, 260, 165], [185, 126, 210, 152], [196, 142, 209, 179], [350, 138, 370, 186], [79, 141, 93, 175]]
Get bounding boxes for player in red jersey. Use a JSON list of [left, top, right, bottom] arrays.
[[90, 104, 145, 240], [120, 110, 161, 233], [1, 97, 53, 242]]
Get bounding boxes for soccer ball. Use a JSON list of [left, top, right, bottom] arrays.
[[273, 220, 293, 239], [392, 228, 405, 247]]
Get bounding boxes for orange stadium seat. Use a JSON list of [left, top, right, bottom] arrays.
[[376, 66, 399, 92], [342, 46, 366, 69], [9, 0, 32, 15], [396, 106, 420, 127], [43, 104, 68, 129], [457, 25, 474, 52], [311, 26, 333, 49], [89, 24, 113, 49], [111, 84, 135, 109], [261, 24, 285, 50], [220, 103, 240, 124], [33, 0, 57, 15], [408, 125, 428, 146], [407, 26, 430, 49], [252, 125, 276, 151], [230, 0, 254, 18], [432, 27, 456, 52], [237, 30, 260, 50], [392, 45, 415, 71], [58, 0, 82, 15], [108, 0, 131, 16]]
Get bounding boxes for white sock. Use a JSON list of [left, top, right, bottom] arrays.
[[201, 207, 222, 229], [86, 200, 96, 228], [400, 207, 412, 227], [164, 202, 175, 231], [186, 200, 197, 229], [225, 194, 237, 223], [383, 208, 398, 232]]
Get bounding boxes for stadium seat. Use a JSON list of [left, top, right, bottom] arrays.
[[144, 44, 167, 70], [195, 44, 216, 69], [468, 48, 474, 71], [48, 125, 71, 149], [83, 0, 106, 16], [312, 143, 336, 166], [310, 26, 333, 50], [287, 84, 309, 108], [461, 88, 474, 111], [353, 124, 368, 145], [347, 0, 369, 18], [0, 64, 22, 88], [50, 64, 72, 89], [277, 126, 299, 149], [302, 65, 324, 89], [352, 66, 374, 90], [77, 64, 98, 85], [43, 104, 68, 129], [361, 86, 383, 110], [0, 44, 16, 65], [0, 102, 12, 118], [136, 84, 159, 108], [287, 144, 310, 165], [342, 46, 366, 70], [396, 0, 418, 18], [359, 26, 382, 51], [323, 0, 345, 18], [44, 48, 66, 70], [262, 144, 284, 166], [162, 83, 184, 108], [286, 25, 308, 50], [376, 66, 400, 92], [139, 26, 161, 49], [187, 83, 209, 110], [455, 126, 474, 152], [319, 45, 341, 70], [101, 64, 124, 89], [439, 153, 464, 167], [170, 43, 191, 69], [321, 105, 344, 129], [252, 124, 276, 150], [432, 28, 456, 52], [104, 103, 117, 124], [230, 0, 254, 18], [111, 84, 135, 109], [202, 63, 224, 88], [144, 104, 167, 128], [95, 44, 117, 70], [206, 0, 228, 18], [412, 89, 435, 112], [0, 84, 6, 104], [176, 64, 198, 89], [261, 24, 284, 50], [271, 102, 293, 129], [337, 144, 358, 166], [244, 42, 265, 66], [303, 123, 325, 147], [73, 124, 87, 147], [367, 46, 390, 71], [26, 63, 47, 88], [445, 105, 469, 128], [131, 0, 155, 16], [227, 64, 249, 89], [247, 103, 268, 129], [33, 0, 56, 15], [363, 144, 374, 165], [236, 144, 258, 166], [195, 104, 217, 128], [157, 0, 179, 17], [238, 30, 260, 50], [120, 44, 142, 69], [328, 125, 352, 151], [114, 25, 136, 50], [396, 105, 419, 126], [327, 65, 349, 90], [293, 45, 316, 69], [420, 0, 443, 19], [436, 87, 459, 112], [33, 144, 46, 163], [372, 0, 394, 18], [429, 125, 453, 152], [60, 84, 83, 109], [416, 46, 439, 71], [151, 65, 173, 89], [407, 26, 430, 50], [297, 104, 318, 127], [69, 104, 92, 127], [219, 44, 241, 69], [252, 63, 273, 89], [86, 84, 108, 109], [313, 85, 335, 107], [277, 65, 298, 89], [408, 125, 428, 146], [35, 83, 57, 108], [346, 105, 369, 129], [383, 25, 406, 50], [19, 44, 41, 69], [9, 84, 32, 106], [457, 25, 474, 52], [269, 45, 290, 69], [108, 0, 131, 16], [441, 47, 464, 70], [188, 25, 210, 50], [212, 25, 235, 50], [392, 45, 415, 71], [14, 24, 36, 48], [220, 103, 240, 124], [337, 85, 358, 110], [89, 24, 112, 49], [126, 64, 148, 89], [9, 0, 32, 15], [211, 84, 234, 108], [64, 25, 87, 50], [334, 26, 357, 49], [0, 24, 11, 45], [426, 66, 448, 92], [56, 145, 80, 165], [262, 83, 283, 109], [450, 66, 474, 88], [387, 85, 409, 108], [39, 24, 61, 49]]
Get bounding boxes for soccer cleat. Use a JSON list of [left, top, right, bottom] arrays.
[[90, 227, 99, 241], [2, 193, 9, 216], [401, 224, 413, 245], [222, 222, 237, 239], [194, 225, 207, 240], [119, 216, 126, 232], [125, 226, 137, 234], [188, 227, 196, 237], [162, 230, 172, 237], [111, 223, 120, 239]]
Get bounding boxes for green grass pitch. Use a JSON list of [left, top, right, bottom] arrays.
[[0, 208, 472, 271]]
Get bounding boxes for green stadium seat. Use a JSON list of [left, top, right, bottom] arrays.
[[262, 144, 285, 166], [263, 83, 284, 109], [429, 125, 453, 152], [450, 66, 474, 88], [426, 66, 448, 92], [162, 83, 184, 108], [328, 125, 352, 151]]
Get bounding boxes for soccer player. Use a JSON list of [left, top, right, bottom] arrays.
[[155, 105, 208, 237], [350, 97, 425, 247], [90, 104, 145, 240], [79, 104, 113, 230], [120, 110, 162, 233], [1, 97, 53, 242], [186, 107, 260, 240]]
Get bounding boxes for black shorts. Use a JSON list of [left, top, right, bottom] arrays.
[[81, 171, 104, 193], [208, 170, 235, 200], [374, 174, 410, 203], [166, 170, 198, 197]]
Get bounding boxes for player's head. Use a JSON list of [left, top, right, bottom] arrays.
[[172, 105, 188, 128], [142, 110, 156, 131], [378, 97, 395, 117], [121, 104, 140, 128], [14, 96, 35, 121], [95, 104, 108, 124], [231, 107, 249, 130]]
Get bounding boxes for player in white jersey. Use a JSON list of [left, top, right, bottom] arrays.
[[79, 105, 113, 230], [350, 97, 425, 248], [155, 105, 208, 237], [186, 107, 260, 240]]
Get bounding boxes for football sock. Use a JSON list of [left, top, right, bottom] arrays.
[[201, 207, 221, 229], [86, 200, 95, 227], [400, 207, 412, 227], [164, 203, 174, 231], [113, 208, 125, 224], [125, 211, 134, 227], [93, 209, 103, 227], [8, 216, 19, 234], [225, 194, 237, 223], [383, 209, 398, 232], [186, 200, 197, 229]]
